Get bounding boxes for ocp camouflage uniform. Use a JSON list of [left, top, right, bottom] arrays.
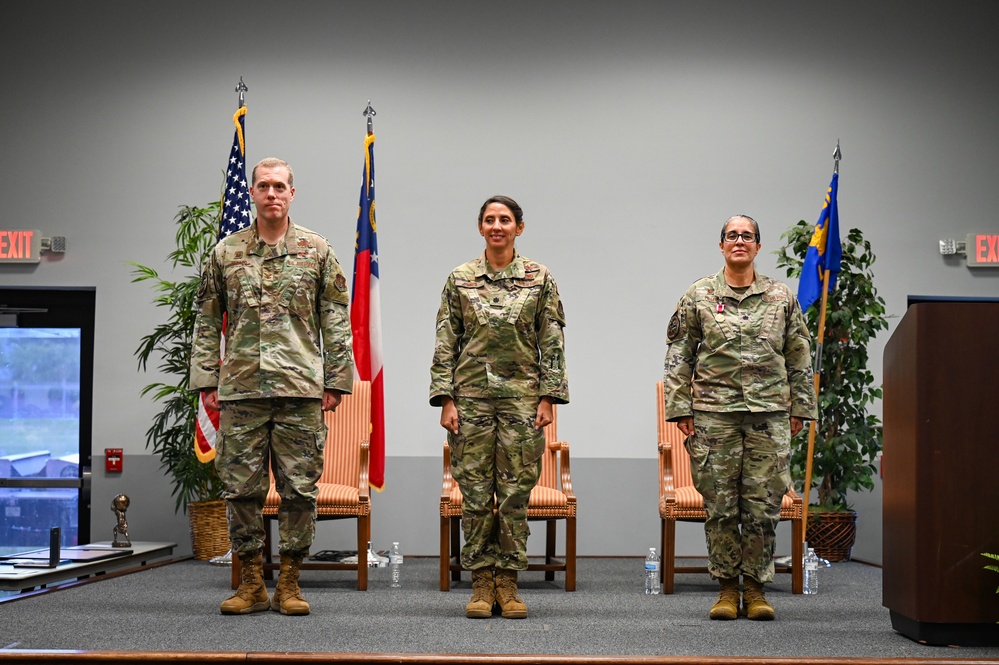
[[663, 269, 816, 582], [218, 398, 326, 556], [430, 253, 568, 571], [190, 220, 354, 558]]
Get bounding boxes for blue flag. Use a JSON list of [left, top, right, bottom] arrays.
[[798, 172, 841, 311]]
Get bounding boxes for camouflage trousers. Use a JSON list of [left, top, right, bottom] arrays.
[[685, 410, 791, 583], [448, 396, 544, 571], [216, 397, 326, 558]]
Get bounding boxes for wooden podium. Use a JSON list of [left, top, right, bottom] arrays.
[[882, 300, 999, 646]]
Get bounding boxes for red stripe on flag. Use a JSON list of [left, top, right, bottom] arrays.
[[351, 249, 372, 380], [369, 369, 385, 491], [194, 393, 220, 463]]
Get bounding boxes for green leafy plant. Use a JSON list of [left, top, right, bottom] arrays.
[[131, 201, 224, 513], [985, 552, 999, 592], [775, 222, 889, 511]]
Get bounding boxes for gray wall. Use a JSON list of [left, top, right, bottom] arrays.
[[4, 1, 998, 560]]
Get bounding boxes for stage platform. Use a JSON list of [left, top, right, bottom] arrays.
[[0, 556, 996, 665]]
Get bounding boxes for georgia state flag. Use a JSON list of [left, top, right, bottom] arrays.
[[350, 132, 385, 490]]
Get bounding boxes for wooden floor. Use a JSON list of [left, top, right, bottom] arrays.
[[1, 654, 998, 665]]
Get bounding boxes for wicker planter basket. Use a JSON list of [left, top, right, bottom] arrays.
[[187, 499, 229, 560], [806, 510, 858, 562]]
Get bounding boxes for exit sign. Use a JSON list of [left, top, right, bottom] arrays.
[[0, 229, 41, 263], [968, 233, 999, 267]]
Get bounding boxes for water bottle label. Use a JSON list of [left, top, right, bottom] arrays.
[[645, 562, 659, 572], [805, 562, 817, 571], [391, 554, 403, 565]]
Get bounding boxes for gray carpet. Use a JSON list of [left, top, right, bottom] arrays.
[[1, 557, 997, 659]]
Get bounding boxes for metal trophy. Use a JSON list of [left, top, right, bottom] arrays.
[[111, 494, 131, 547]]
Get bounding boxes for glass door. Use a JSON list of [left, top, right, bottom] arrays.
[[0, 288, 94, 557]]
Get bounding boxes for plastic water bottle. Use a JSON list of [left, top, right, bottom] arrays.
[[644, 547, 661, 594], [803, 547, 820, 595], [389, 541, 403, 588]]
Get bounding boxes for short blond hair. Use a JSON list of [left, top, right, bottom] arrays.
[[251, 157, 294, 187]]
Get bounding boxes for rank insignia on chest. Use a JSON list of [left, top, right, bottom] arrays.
[[235, 251, 243, 259]]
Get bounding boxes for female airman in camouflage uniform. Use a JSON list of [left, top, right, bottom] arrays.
[[663, 215, 816, 621], [430, 195, 568, 619]]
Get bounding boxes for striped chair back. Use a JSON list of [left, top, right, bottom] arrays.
[[320, 380, 371, 487], [656, 381, 692, 490], [538, 407, 559, 489]]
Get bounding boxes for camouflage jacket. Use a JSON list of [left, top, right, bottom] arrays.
[[429, 253, 569, 405], [189, 220, 355, 401], [662, 268, 816, 420]]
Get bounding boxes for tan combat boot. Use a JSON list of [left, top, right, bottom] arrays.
[[221, 553, 270, 615], [465, 568, 496, 618], [708, 577, 740, 620], [271, 553, 310, 615], [494, 569, 528, 619], [742, 576, 775, 621]]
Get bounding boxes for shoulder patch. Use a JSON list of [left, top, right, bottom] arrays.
[[666, 311, 682, 342], [334, 274, 347, 292], [196, 271, 209, 300]]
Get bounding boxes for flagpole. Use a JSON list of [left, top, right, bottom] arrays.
[[802, 141, 841, 545], [363, 100, 376, 135], [205, 77, 250, 568], [353, 100, 385, 491], [236, 76, 247, 107]]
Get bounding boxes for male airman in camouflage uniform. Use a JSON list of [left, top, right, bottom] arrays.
[[663, 215, 816, 621], [190, 158, 354, 616], [430, 195, 568, 619]]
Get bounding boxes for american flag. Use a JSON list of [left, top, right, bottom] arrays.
[[194, 105, 250, 463], [350, 131, 385, 490]]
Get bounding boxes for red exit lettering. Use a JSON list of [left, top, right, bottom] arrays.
[[0, 230, 34, 259], [976, 234, 999, 263]]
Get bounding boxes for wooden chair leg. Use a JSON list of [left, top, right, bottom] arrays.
[[439, 516, 450, 591], [662, 517, 676, 594], [356, 514, 369, 591], [545, 520, 556, 581], [565, 515, 576, 592], [791, 513, 804, 594], [230, 551, 240, 590], [450, 516, 462, 583]]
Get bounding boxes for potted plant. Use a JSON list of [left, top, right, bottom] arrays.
[[775, 222, 889, 561], [131, 201, 228, 560]]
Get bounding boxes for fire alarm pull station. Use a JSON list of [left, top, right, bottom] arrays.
[[106, 448, 123, 473]]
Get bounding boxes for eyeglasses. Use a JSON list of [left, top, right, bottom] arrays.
[[723, 232, 758, 244]]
